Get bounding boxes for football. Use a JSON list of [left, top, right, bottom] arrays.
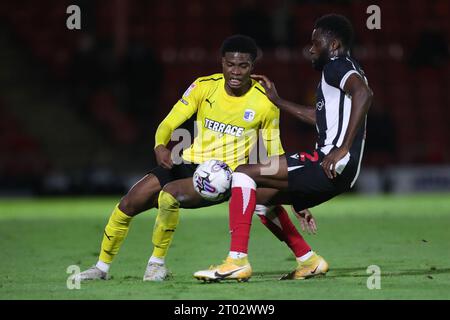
[[193, 160, 233, 201]]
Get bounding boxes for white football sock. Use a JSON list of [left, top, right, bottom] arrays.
[[96, 260, 110, 273], [297, 250, 314, 262], [149, 255, 165, 265], [229, 251, 248, 259], [254, 204, 269, 216]]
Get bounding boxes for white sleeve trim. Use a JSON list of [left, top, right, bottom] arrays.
[[339, 70, 358, 91]]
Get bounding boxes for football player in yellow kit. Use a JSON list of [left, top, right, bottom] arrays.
[[73, 35, 317, 282]]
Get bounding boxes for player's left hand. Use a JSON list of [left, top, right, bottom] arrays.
[[292, 207, 317, 234], [321, 146, 349, 179], [250, 74, 281, 105]]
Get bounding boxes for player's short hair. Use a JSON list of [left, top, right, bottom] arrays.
[[220, 35, 258, 62], [314, 14, 354, 49]]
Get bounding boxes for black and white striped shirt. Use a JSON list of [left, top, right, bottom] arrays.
[[315, 55, 368, 185]]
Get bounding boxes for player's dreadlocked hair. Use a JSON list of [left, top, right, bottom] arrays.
[[314, 14, 354, 49], [220, 35, 258, 62]]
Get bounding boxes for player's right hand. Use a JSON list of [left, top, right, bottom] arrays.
[[291, 206, 317, 235], [251, 74, 281, 106], [154, 145, 173, 169]]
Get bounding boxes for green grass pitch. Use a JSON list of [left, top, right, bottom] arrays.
[[1, 194, 449, 300]]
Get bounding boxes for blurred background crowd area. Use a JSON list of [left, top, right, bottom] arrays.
[[0, 0, 449, 195]]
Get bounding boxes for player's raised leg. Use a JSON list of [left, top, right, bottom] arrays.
[[73, 174, 161, 281]]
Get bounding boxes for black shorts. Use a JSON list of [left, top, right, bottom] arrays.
[[286, 150, 358, 211], [149, 163, 199, 188]]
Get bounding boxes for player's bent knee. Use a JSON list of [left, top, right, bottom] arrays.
[[118, 195, 139, 216], [119, 192, 156, 216], [161, 183, 182, 204], [118, 175, 162, 215], [161, 182, 203, 208]]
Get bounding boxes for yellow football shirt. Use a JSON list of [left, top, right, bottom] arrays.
[[155, 73, 284, 170]]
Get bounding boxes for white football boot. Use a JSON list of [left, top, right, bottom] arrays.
[[71, 266, 108, 281], [143, 262, 171, 281]]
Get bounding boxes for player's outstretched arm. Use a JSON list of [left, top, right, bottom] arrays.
[[251, 74, 316, 126]]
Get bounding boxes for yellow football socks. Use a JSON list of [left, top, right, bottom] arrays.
[[98, 204, 133, 264], [151, 191, 180, 259]]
